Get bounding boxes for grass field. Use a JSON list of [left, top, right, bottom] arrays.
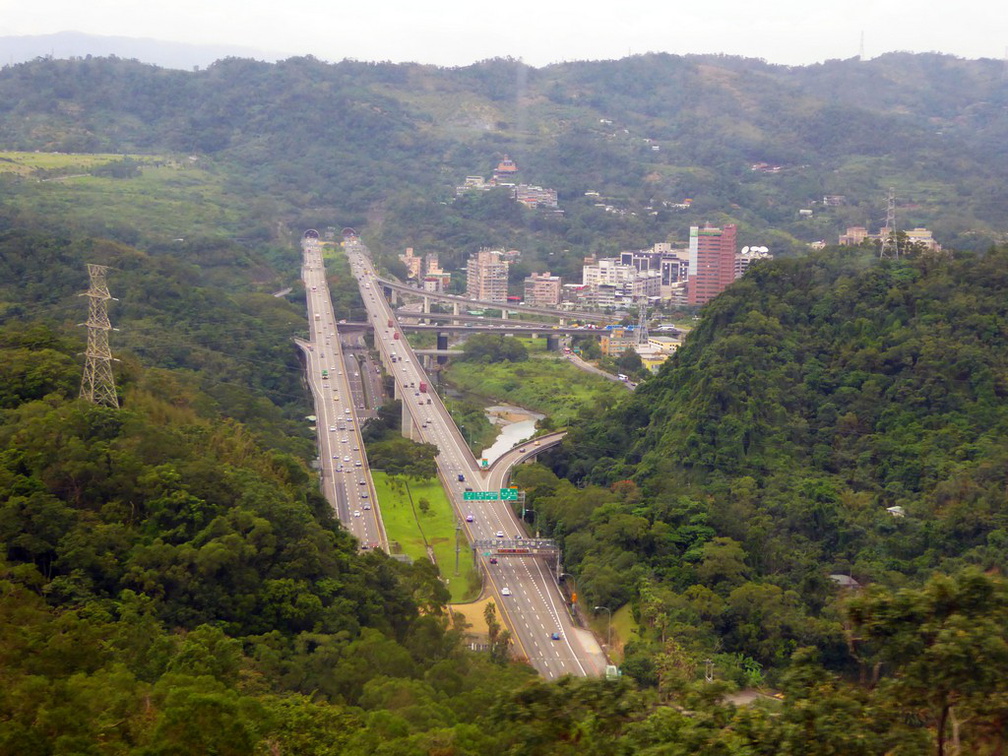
[[445, 354, 628, 427], [0, 151, 254, 242], [372, 471, 479, 603], [0, 150, 155, 176]]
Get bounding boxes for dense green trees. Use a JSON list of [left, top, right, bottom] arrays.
[[527, 246, 1008, 692], [460, 333, 529, 363]]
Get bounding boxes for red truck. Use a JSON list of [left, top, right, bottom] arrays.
[[387, 318, 394, 328], [419, 381, 427, 393], [393, 332, 400, 340]]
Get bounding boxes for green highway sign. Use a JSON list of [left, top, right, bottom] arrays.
[[462, 489, 522, 502], [463, 491, 498, 501]]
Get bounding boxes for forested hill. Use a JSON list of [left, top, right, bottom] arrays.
[[549, 246, 1007, 610], [1, 52, 1007, 257]]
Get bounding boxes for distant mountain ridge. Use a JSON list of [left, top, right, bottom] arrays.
[[0, 51, 1006, 255], [0, 31, 287, 70]]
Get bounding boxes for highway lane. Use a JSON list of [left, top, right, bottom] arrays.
[[301, 237, 386, 551], [345, 239, 607, 678]]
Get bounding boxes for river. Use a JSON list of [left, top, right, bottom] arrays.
[[479, 404, 544, 465]]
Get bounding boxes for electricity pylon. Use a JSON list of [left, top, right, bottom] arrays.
[[79, 264, 120, 408], [879, 187, 900, 260]]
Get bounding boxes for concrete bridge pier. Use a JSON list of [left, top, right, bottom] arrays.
[[437, 333, 449, 365], [401, 401, 417, 441], [546, 335, 561, 352]]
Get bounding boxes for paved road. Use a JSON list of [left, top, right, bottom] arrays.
[[301, 238, 386, 551], [564, 351, 636, 389], [345, 239, 607, 679]]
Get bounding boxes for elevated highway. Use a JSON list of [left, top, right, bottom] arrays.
[[348, 241, 607, 679], [300, 237, 387, 551], [375, 277, 610, 323]]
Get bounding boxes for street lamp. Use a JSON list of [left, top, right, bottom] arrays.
[[594, 605, 612, 648]]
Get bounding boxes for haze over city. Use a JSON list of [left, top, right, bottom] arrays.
[[1, 0, 1005, 67]]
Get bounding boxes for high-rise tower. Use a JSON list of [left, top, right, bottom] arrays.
[[687, 224, 737, 306]]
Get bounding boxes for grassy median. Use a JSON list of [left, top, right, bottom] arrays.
[[371, 471, 479, 603]]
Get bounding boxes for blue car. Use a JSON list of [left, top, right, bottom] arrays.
[[551, 632, 562, 641]]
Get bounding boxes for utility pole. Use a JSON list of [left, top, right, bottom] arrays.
[[79, 264, 120, 408]]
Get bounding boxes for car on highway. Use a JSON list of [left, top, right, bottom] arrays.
[[501, 587, 511, 596], [358, 479, 366, 486], [353, 510, 361, 518], [363, 502, 371, 509], [354, 460, 361, 467], [466, 514, 474, 522], [551, 632, 562, 641], [489, 557, 498, 565], [519, 447, 526, 452], [495, 531, 505, 539], [329, 426, 336, 432], [360, 492, 369, 499], [343, 456, 350, 462]]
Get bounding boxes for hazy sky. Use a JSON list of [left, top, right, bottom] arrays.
[[1, 0, 1005, 67]]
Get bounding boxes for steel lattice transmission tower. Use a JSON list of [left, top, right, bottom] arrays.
[[79, 264, 120, 408], [879, 187, 900, 260]]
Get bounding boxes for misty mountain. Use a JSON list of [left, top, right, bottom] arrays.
[[0, 31, 286, 70]]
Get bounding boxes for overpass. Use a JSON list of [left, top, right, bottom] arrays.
[[375, 277, 611, 323]]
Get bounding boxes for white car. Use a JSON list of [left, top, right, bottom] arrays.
[[501, 587, 511, 597], [329, 426, 336, 432], [495, 531, 505, 539], [353, 510, 361, 518], [343, 456, 351, 463]]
